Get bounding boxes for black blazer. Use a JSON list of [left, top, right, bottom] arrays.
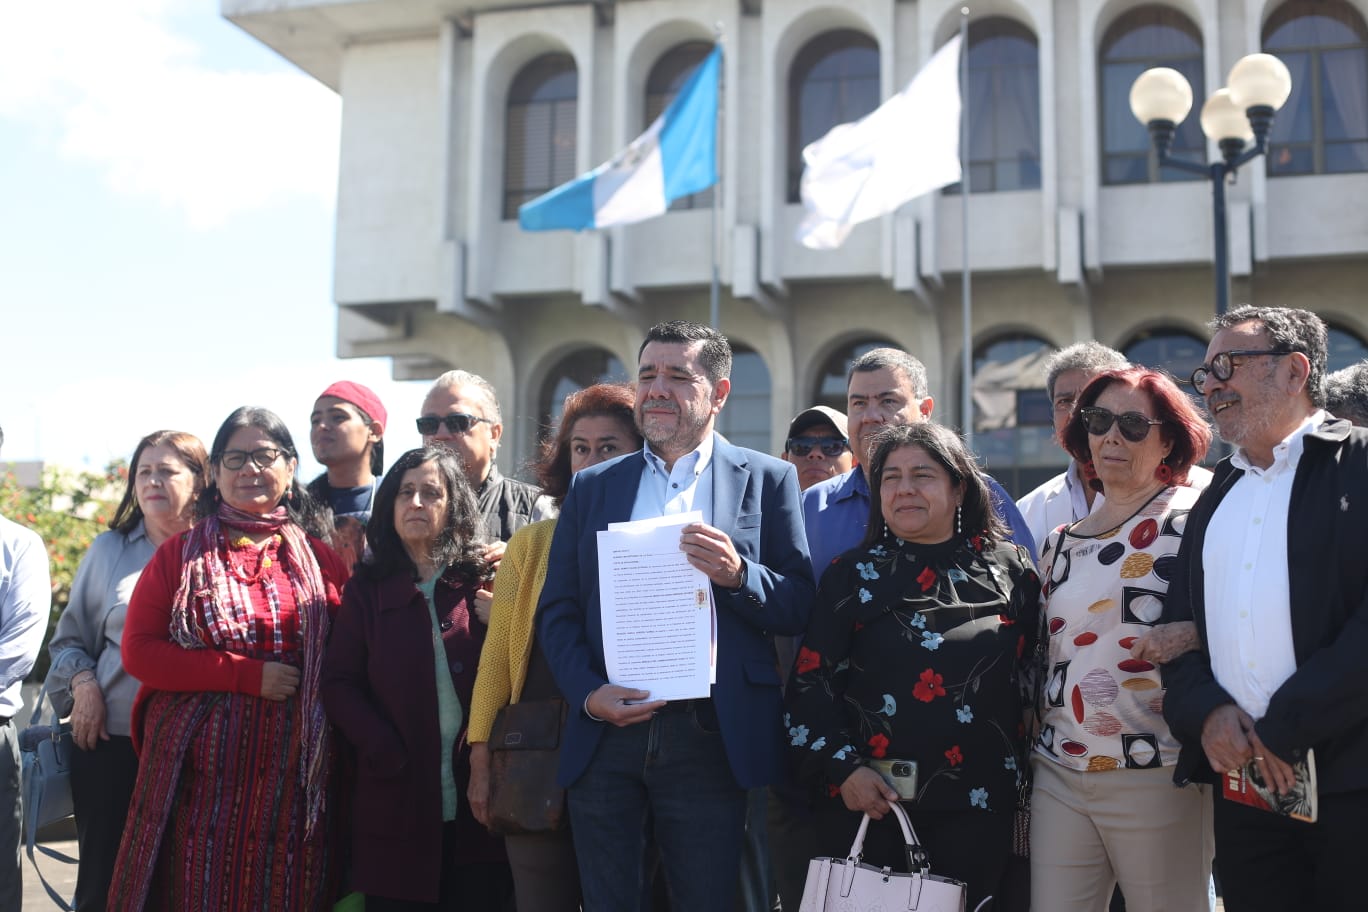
[[1161, 417, 1368, 794]]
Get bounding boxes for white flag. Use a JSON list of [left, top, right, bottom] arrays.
[[796, 35, 962, 250]]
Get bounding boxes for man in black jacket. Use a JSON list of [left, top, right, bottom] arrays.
[[1162, 305, 1368, 911]]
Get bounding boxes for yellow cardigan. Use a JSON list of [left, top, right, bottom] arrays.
[[468, 517, 556, 743]]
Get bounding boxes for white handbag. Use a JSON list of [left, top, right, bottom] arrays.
[[799, 802, 972, 912]]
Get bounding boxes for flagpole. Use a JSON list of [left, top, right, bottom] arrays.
[[710, 27, 724, 330], [959, 8, 973, 451]]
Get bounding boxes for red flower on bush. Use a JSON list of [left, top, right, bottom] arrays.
[[913, 668, 946, 703], [944, 745, 964, 766], [917, 566, 937, 591], [795, 646, 821, 675], [868, 733, 890, 758]]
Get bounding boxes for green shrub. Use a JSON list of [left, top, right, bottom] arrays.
[[1, 461, 124, 682]]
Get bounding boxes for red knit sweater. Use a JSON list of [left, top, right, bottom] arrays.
[[122, 530, 348, 749]]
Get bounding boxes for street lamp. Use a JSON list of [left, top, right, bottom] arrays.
[[1129, 53, 1293, 315]]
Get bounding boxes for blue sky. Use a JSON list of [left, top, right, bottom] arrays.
[[0, 0, 426, 480]]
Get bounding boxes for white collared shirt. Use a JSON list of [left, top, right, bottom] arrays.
[[0, 514, 51, 717], [1016, 460, 1105, 557], [632, 433, 715, 525], [1204, 411, 1325, 719]]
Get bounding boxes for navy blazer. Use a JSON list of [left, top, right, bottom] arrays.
[[536, 434, 816, 790]]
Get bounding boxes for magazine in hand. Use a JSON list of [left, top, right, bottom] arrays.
[[1220, 748, 1317, 823]]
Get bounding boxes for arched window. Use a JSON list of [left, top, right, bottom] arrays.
[[646, 42, 715, 210], [716, 346, 772, 453], [1124, 327, 1209, 417], [1124, 327, 1208, 383], [1263, 0, 1368, 176], [787, 30, 880, 203], [947, 18, 1041, 193], [1327, 323, 1368, 372], [811, 337, 898, 412], [536, 348, 628, 441], [504, 54, 578, 219], [972, 334, 1056, 496], [1100, 6, 1205, 184]]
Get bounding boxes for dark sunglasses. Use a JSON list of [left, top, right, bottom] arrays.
[[1077, 407, 1163, 443], [1190, 349, 1293, 394], [218, 447, 284, 471], [416, 413, 491, 436], [786, 436, 850, 458]]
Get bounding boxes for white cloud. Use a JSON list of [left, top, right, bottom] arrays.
[[0, 0, 339, 229]]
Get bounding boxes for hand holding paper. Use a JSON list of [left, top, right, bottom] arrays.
[[587, 684, 666, 726], [680, 521, 744, 589]]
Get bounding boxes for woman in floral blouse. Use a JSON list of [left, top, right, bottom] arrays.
[[1031, 367, 1213, 911], [785, 422, 1040, 908]]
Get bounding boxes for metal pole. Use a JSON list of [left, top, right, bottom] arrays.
[[710, 31, 724, 330], [959, 9, 973, 449], [1211, 163, 1230, 316]]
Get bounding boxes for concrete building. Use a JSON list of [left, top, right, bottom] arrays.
[[223, 0, 1368, 496]]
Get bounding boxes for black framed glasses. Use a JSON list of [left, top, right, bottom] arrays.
[[1190, 350, 1293, 394], [1077, 407, 1163, 443], [786, 436, 850, 458], [218, 447, 284, 471], [416, 413, 491, 436]]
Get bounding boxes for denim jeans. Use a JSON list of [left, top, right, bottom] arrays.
[[567, 700, 747, 911], [0, 721, 19, 912], [735, 786, 775, 912]]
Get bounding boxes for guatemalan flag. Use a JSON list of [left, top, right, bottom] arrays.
[[519, 45, 721, 232]]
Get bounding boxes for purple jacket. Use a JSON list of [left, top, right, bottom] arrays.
[[321, 566, 504, 903]]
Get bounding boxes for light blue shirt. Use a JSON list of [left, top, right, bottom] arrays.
[[46, 523, 153, 733], [0, 514, 51, 717], [631, 433, 716, 525]]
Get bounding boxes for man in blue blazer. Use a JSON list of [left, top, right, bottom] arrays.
[[537, 321, 816, 909]]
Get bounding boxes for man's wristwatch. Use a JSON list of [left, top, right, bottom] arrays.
[[729, 562, 747, 592]]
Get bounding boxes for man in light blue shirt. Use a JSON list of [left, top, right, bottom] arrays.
[[0, 425, 52, 908], [802, 347, 1037, 579]]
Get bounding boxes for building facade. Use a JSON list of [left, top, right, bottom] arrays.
[[225, 0, 1368, 496]]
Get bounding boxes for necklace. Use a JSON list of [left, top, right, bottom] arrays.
[[1069, 485, 1167, 538], [227, 533, 283, 584]]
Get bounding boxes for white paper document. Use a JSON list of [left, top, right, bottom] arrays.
[[598, 511, 716, 701]]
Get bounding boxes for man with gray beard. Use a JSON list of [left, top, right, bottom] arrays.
[[1162, 305, 1368, 911]]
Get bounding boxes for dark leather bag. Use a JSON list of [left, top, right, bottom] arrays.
[[486, 697, 568, 835]]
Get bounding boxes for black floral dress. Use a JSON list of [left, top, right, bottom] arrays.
[[785, 532, 1040, 880]]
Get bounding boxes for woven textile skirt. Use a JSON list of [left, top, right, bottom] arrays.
[[108, 689, 338, 911]]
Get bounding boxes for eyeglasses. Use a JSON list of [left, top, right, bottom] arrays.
[[1190, 350, 1293, 394], [416, 413, 491, 436], [786, 436, 850, 458], [218, 447, 284, 471], [1077, 407, 1163, 443]]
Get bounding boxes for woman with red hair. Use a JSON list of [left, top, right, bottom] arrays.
[[1031, 367, 1215, 911]]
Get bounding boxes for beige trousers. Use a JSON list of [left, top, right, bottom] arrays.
[[1030, 754, 1214, 912]]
